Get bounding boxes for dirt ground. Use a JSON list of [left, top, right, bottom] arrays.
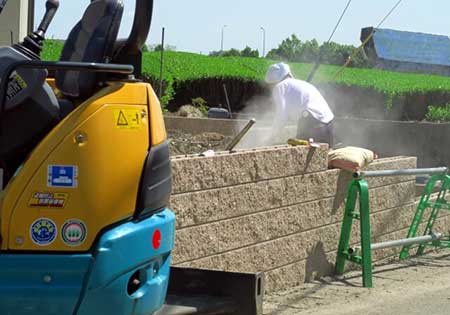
[[167, 130, 233, 156], [264, 249, 450, 315]]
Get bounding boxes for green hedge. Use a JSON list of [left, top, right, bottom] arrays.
[[43, 40, 450, 106]]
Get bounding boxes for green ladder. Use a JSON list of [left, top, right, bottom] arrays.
[[335, 167, 449, 288], [399, 173, 450, 259]]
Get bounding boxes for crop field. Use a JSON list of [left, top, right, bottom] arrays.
[[43, 40, 450, 106]]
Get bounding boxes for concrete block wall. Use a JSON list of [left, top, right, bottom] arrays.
[[168, 144, 435, 292]]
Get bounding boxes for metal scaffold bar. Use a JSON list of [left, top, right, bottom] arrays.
[[372, 233, 443, 251], [354, 167, 448, 179], [350, 233, 443, 254]]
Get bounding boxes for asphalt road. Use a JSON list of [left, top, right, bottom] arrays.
[[264, 250, 450, 315]]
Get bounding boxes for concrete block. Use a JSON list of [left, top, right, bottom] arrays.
[[172, 147, 416, 195], [363, 156, 417, 187], [264, 252, 337, 292], [171, 168, 416, 229], [263, 216, 450, 292], [171, 169, 337, 228], [173, 200, 416, 265], [172, 182, 415, 263], [171, 145, 329, 194]]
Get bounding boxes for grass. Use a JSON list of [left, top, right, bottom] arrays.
[[42, 40, 450, 106], [41, 39, 64, 62], [425, 104, 450, 122]]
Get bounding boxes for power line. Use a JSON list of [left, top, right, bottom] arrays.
[[307, 0, 353, 82], [333, 0, 405, 80], [327, 0, 353, 43], [377, 0, 404, 28]]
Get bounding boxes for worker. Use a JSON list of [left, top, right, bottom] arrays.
[[265, 63, 335, 147]]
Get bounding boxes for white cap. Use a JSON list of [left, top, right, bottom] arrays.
[[265, 63, 292, 84]]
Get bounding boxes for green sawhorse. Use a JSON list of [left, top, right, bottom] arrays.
[[335, 167, 450, 288]]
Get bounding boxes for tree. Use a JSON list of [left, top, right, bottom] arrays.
[[150, 44, 176, 51], [240, 46, 259, 58], [267, 34, 371, 68], [267, 34, 303, 61], [209, 46, 259, 58], [221, 48, 241, 57]]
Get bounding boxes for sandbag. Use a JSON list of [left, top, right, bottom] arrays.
[[328, 146, 376, 171]]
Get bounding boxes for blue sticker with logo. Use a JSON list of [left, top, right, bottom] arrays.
[[30, 218, 57, 246], [47, 165, 78, 188]]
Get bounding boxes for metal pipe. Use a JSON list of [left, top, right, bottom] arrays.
[[349, 233, 443, 254], [222, 84, 232, 119], [354, 167, 448, 179], [372, 233, 443, 251], [226, 119, 256, 152]]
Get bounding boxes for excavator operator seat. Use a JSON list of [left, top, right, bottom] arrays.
[[56, 0, 124, 99], [0, 0, 124, 184]]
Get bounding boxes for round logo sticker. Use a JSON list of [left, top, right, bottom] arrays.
[[30, 218, 57, 246], [61, 219, 87, 247]]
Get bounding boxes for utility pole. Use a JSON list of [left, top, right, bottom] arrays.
[[260, 26, 266, 58], [221, 25, 227, 52]]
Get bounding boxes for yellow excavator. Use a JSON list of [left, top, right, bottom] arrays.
[[0, 0, 263, 314]]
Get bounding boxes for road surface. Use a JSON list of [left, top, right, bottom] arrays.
[[264, 250, 450, 315]]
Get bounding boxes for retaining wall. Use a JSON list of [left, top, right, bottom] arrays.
[[165, 116, 450, 168], [334, 118, 450, 168], [169, 144, 431, 292]]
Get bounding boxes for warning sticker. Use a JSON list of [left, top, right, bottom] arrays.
[[29, 192, 68, 208], [113, 109, 141, 129], [7, 71, 28, 101]]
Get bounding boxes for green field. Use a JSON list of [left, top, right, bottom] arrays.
[[43, 40, 450, 106]]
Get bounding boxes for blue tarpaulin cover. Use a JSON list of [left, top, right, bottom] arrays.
[[373, 28, 450, 66]]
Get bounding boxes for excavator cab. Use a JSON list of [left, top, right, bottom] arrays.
[[0, 1, 174, 314]]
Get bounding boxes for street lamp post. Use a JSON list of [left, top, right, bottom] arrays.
[[260, 27, 266, 58], [221, 25, 228, 52]]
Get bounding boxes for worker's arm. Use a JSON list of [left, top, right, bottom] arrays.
[[269, 85, 288, 139]]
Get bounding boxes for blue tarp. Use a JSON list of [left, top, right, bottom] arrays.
[[373, 28, 450, 66]]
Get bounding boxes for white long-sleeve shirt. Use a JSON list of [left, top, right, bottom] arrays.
[[271, 78, 334, 134]]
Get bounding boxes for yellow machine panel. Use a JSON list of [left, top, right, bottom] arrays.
[[0, 82, 165, 251]]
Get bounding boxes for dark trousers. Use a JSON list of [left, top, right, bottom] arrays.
[[297, 113, 334, 148]]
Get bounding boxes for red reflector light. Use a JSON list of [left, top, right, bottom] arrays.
[[152, 229, 161, 249]]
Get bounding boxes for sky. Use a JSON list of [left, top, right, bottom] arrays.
[[35, 0, 450, 55]]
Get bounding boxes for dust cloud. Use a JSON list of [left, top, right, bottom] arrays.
[[232, 94, 298, 150], [229, 83, 404, 154]]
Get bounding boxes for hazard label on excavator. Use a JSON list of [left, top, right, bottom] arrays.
[[113, 109, 142, 129]]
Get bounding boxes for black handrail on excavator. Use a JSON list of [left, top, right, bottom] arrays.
[[0, 60, 133, 118]]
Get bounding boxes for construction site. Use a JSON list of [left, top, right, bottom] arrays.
[[1, 0, 450, 315]]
